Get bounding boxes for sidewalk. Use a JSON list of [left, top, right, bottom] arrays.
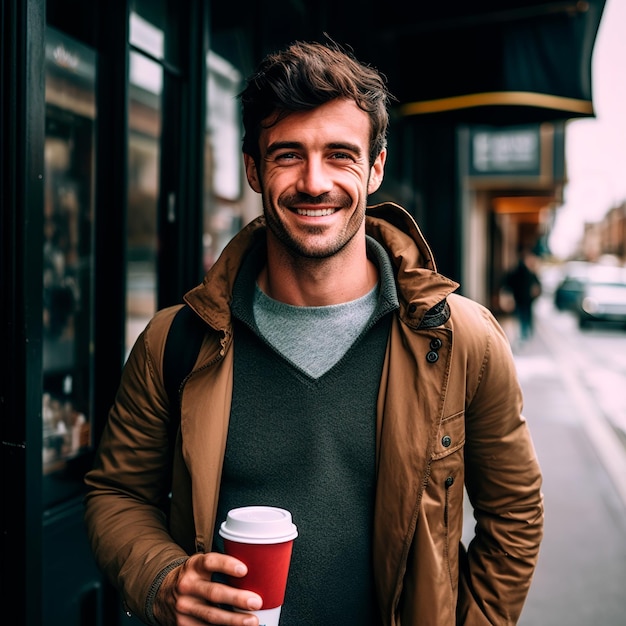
[[499, 313, 626, 626], [504, 305, 626, 508]]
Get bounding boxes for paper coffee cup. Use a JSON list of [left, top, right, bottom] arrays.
[[219, 506, 298, 626]]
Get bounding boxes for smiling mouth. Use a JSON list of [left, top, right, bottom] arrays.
[[295, 207, 336, 217]]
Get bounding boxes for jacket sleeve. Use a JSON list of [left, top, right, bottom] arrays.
[[83, 305, 188, 624], [457, 304, 544, 625]]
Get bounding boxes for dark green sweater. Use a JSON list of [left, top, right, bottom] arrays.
[[213, 239, 398, 624]]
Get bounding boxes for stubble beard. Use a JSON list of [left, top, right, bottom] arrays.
[[263, 195, 366, 261]]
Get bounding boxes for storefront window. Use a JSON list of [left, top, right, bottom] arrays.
[[126, 33, 163, 355], [203, 51, 245, 270], [42, 28, 96, 503]]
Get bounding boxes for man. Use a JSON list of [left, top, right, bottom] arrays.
[[84, 40, 544, 625], [502, 250, 542, 342]]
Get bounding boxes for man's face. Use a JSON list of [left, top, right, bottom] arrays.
[[244, 98, 386, 260]]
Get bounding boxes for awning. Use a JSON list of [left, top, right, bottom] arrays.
[[368, 0, 607, 124], [216, 0, 606, 126]]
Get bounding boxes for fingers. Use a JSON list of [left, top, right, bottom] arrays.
[[195, 552, 250, 580], [176, 588, 261, 626], [171, 552, 263, 625], [189, 578, 257, 608]]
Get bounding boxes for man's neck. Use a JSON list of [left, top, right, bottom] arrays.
[[258, 240, 379, 307]]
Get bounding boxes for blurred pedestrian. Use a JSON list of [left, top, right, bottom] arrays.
[[503, 250, 542, 341]]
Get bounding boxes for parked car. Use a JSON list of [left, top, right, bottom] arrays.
[[577, 266, 626, 329], [554, 261, 594, 312]]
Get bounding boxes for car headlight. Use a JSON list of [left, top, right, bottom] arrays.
[[581, 297, 599, 314]]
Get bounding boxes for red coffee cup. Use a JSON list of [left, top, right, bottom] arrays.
[[219, 506, 298, 626]]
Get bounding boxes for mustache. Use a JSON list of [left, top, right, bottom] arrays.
[[280, 192, 352, 208]]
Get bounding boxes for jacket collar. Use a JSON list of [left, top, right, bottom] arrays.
[[184, 202, 459, 331], [364, 203, 459, 328]]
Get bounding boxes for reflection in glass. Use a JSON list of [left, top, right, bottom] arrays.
[[130, 11, 164, 60], [43, 29, 96, 489], [126, 51, 162, 355], [130, 0, 181, 67], [203, 51, 245, 270]]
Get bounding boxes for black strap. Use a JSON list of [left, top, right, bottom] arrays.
[[163, 304, 206, 441]]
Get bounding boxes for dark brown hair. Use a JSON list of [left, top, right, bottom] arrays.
[[239, 40, 393, 166]]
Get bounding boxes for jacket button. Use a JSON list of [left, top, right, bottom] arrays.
[[445, 476, 454, 488], [430, 338, 442, 350], [441, 435, 452, 447], [426, 350, 439, 363], [408, 303, 417, 314]]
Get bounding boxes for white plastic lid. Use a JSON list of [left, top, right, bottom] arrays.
[[219, 506, 298, 544]]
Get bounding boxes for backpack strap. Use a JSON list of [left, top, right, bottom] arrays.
[[163, 304, 206, 441]]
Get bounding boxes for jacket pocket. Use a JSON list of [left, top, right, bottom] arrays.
[[432, 410, 465, 460]]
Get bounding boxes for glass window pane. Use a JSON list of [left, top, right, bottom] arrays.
[[126, 51, 162, 356], [130, 0, 181, 67], [43, 28, 96, 502], [130, 11, 164, 60], [203, 51, 248, 270]]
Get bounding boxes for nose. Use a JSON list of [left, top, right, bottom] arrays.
[[295, 158, 333, 197]]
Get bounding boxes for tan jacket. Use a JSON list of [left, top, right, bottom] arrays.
[[84, 203, 544, 625]]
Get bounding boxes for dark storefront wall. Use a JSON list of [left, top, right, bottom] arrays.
[[1, 1, 210, 624], [1, 3, 47, 624]]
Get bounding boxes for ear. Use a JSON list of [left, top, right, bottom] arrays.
[[244, 153, 262, 193], [367, 149, 386, 194]]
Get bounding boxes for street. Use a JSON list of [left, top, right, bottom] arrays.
[[500, 295, 626, 626]]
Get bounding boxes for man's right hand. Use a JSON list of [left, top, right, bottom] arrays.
[[153, 552, 263, 625]]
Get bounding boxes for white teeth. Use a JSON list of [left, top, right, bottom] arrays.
[[295, 208, 335, 217]]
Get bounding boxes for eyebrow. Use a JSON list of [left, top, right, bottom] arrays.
[[265, 141, 363, 157], [265, 141, 302, 156]]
